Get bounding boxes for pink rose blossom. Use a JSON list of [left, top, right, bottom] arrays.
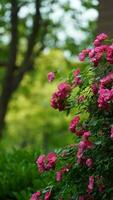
[[48, 72, 55, 82], [93, 33, 108, 47], [56, 171, 62, 182], [111, 127, 113, 140], [83, 131, 91, 140], [69, 116, 80, 133], [44, 191, 51, 200], [36, 152, 57, 173], [107, 44, 113, 64], [30, 191, 41, 200], [46, 152, 57, 170], [73, 69, 82, 86], [86, 158, 93, 168], [87, 176, 94, 193], [79, 49, 90, 61], [91, 83, 98, 95], [36, 155, 46, 173], [51, 82, 71, 111]]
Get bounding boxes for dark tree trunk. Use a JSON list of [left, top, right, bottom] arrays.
[[0, 0, 18, 137], [0, 0, 41, 137], [98, 0, 113, 37]]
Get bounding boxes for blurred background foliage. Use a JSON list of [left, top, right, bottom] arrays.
[[1, 0, 111, 199], [0, 0, 98, 152], [2, 49, 75, 151]]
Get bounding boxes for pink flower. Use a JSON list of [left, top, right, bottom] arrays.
[[56, 171, 62, 182], [77, 133, 93, 165], [79, 141, 87, 151], [58, 82, 71, 99], [97, 72, 113, 109], [46, 152, 57, 169], [51, 82, 71, 111], [87, 176, 94, 193], [98, 88, 112, 109], [79, 196, 85, 200], [56, 165, 70, 182], [96, 33, 108, 41], [36, 152, 57, 173], [111, 127, 113, 140], [30, 191, 41, 200], [89, 45, 107, 66], [91, 83, 98, 95], [36, 155, 46, 173], [107, 44, 113, 64], [73, 68, 80, 76], [48, 72, 55, 82], [44, 191, 51, 200], [93, 39, 101, 47], [61, 165, 70, 173], [100, 71, 113, 88], [110, 134, 113, 140], [86, 158, 93, 168], [83, 131, 91, 140], [79, 49, 90, 61], [93, 33, 108, 47], [111, 127, 113, 135], [69, 116, 80, 133], [76, 128, 85, 136], [50, 92, 65, 111], [73, 69, 82, 86]]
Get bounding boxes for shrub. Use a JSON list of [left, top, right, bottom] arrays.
[[31, 33, 113, 200]]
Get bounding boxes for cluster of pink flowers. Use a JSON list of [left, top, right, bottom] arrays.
[[56, 165, 70, 182], [36, 152, 57, 173], [106, 44, 113, 64], [88, 45, 107, 66], [91, 83, 98, 95], [79, 33, 113, 67], [79, 175, 105, 199], [87, 176, 94, 193], [76, 131, 93, 165], [93, 33, 108, 47], [50, 81, 71, 111], [97, 72, 113, 109], [100, 71, 113, 88], [50, 68, 83, 111], [69, 115, 80, 133], [98, 88, 113, 109], [73, 68, 82, 86], [69, 117, 94, 167], [79, 49, 90, 62], [30, 190, 51, 200]]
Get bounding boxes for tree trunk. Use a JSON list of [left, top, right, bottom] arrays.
[[0, 0, 18, 137], [98, 0, 113, 37], [0, 0, 41, 138]]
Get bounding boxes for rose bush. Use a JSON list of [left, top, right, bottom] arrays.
[[30, 33, 113, 199]]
